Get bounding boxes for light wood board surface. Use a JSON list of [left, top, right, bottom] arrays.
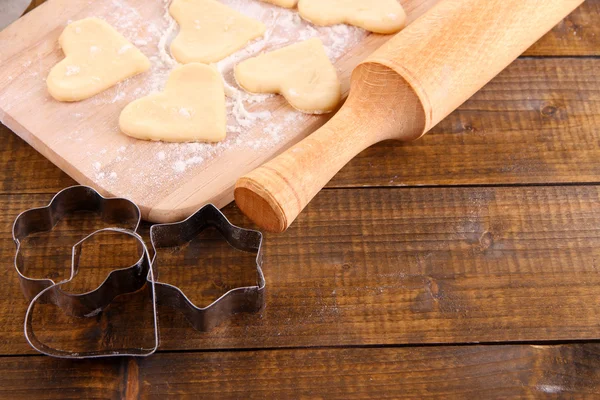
[[0, 0, 439, 223]]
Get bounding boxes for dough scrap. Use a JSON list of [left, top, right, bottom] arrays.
[[170, 0, 266, 64], [259, 0, 298, 8], [298, 0, 406, 34], [47, 18, 150, 102], [234, 38, 340, 114], [119, 63, 226, 143]]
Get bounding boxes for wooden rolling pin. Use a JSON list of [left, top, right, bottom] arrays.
[[235, 0, 584, 233]]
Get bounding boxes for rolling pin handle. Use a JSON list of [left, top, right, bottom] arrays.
[[235, 63, 426, 233]]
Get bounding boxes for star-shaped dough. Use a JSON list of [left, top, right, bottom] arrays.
[[298, 0, 406, 34], [170, 0, 266, 64], [47, 18, 150, 102], [235, 38, 341, 114], [119, 63, 226, 143]]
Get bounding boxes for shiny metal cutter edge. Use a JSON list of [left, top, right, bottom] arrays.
[[13, 186, 266, 357], [150, 204, 266, 332], [24, 228, 159, 359], [12, 186, 142, 304], [12, 186, 158, 358]]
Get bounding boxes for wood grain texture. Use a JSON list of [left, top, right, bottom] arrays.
[[3, 57, 600, 195], [0, 124, 75, 193], [0, 0, 440, 224], [4, 57, 600, 195], [331, 57, 600, 188], [137, 344, 600, 399], [236, 0, 586, 232], [1, 1, 598, 198], [0, 356, 126, 399], [524, 0, 600, 56], [236, 61, 426, 232], [1, 0, 599, 397], [4, 185, 600, 354], [1, 344, 599, 399]]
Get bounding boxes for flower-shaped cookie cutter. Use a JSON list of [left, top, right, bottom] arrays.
[[12, 186, 158, 358], [150, 204, 265, 331], [13, 186, 142, 302]]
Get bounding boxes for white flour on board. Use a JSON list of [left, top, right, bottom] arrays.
[[43, 0, 366, 189]]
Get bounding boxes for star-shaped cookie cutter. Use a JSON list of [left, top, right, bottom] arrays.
[[150, 204, 265, 331]]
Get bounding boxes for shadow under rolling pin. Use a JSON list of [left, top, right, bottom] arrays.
[[234, 0, 584, 233]]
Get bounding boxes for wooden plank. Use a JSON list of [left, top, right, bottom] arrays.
[[1, 344, 599, 399], [524, 0, 600, 56], [135, 344, 600, 399], [0, 123, 74, 193], [3, 57, 600, 195], [330, 57, 600, 188], [3, 186, 600, 355], [0, 356, 126, 399]]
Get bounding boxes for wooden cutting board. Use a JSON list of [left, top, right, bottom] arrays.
[[0, 0, 438, 223]]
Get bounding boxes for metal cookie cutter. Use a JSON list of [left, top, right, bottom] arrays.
[[24, 228, 158, 358], [13, 186, 266, 358], [150, 204, 265, 331], [12, 186, 158, 358], [13, 186, 142, 303]]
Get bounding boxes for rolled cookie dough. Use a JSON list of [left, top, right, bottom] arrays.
[[234, 38, 340, 114], [119, 63, 226, 143], [170, 0, 266, 64], [47, 18, 150, 102], [298, 0, 406, 34], [259, 0, 298, 8]]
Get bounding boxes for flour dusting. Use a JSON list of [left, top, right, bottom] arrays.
[[53, 0, 365, 192], [65, 65, 81, 76]]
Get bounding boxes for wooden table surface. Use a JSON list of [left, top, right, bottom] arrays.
[[2, 1, 600, 398]]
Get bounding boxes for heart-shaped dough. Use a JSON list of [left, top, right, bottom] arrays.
[[259, 0, 298, 8], [47, 18, 150, 102], [170, 0, 266, 64], [298, 0, 406, 34], [119, 63, 226, 143], [234, 38, 340, 114]]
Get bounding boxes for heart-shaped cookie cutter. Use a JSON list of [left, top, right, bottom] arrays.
[[24, 228, 158, 358]]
